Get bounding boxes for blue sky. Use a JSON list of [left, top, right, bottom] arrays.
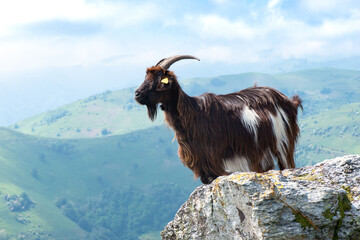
[[1, 0, 360, 81], [0, 0, 360, 124]]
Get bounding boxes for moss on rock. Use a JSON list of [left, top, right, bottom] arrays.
[[323, 208, 336, 220], [338, 194, 351, 218], [294, 211, 314, 229]]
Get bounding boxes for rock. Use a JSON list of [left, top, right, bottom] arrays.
[[161, 155, 360, 240]]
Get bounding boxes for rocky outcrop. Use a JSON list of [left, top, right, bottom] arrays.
[[161, 155, 360, 240]]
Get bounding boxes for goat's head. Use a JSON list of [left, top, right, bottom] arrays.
[[135, 55, 199, 120]]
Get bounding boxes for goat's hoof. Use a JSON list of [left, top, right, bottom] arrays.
[[200, 176, 210, 184]]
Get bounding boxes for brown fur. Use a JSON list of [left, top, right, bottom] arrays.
[[135, 66, 302, 184]]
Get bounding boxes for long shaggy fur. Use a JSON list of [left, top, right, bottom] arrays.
[[135, 66, 302, 184]]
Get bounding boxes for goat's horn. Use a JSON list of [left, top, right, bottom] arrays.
[[156, 55, 200, 70]]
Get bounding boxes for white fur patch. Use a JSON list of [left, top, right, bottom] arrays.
[[223, 156, 250, 173], [269, 107, 290, 168], [278, 108, 289, 125], [241, 106, 259, 143]]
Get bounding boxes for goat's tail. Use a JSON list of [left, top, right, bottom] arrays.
[[291, 95, 303, 111]]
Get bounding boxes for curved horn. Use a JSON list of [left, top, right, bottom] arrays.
[[156, 55, 200, 70]]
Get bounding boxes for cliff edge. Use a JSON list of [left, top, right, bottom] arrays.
[[161, 155, 360, 240]]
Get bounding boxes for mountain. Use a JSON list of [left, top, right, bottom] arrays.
[[297, 102, 360, 166], [11, 68, 360, 138], [268, 56, 360, 73], [1, 56, 360, 127], [0, 68, 359, 239], [0, 128, 86, 239], [0, 127, 197, 239], [9, 88, 163, 138]]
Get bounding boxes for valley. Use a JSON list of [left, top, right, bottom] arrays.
[[0, 68, 359, 239]]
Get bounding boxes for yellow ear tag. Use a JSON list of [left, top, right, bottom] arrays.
[[161, 78, 169, 84]]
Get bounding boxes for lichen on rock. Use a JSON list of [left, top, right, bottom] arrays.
[[161, 155, 360, 240]]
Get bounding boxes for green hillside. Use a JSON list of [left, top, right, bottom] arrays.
[[296, 102, 360, 166], [0, 128, 87, 239], [0, 127, 197, 239], [12, 68, 360, 139], [1, 102, 359, 239], [2, 68, 360, 239], [11, 89, 164, 138]]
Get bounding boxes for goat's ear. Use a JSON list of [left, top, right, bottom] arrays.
[[156, 77, 171, 91]]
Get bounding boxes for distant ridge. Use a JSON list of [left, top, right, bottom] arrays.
[[10, 68, 360, 139]]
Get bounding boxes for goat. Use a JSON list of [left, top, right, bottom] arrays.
[[135, 55, 302, 184]]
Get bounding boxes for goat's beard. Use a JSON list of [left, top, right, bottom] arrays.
[[146, 103, 158, 121]]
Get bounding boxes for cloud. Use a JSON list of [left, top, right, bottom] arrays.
[[0, 0, 159, 36], [96, 1, 160, 28], [0, 0, 98, 35], [301, 0, 349, 13], [268, 0, 281, 9], [182, 0, 360, 62], [1, 0, 360, 79], [195, 45, 233, 62], [318, 15, 360, 37], [22, 20, 102, 36], [211, 0, 229, 4], [2, 0, 360, 126], [186, 14, 255, 40], [0, 0, 165, 75]]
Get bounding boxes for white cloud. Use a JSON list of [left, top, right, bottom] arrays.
[[318, 16, 360, 37], [187, 14, 255, 40], [0, 36, 106, 74], [1, 1, 360, 78], [185, 1, 360, 61], [211, 0, 229, 4], [194, 45, 233, 62], [268, 0, 281, 10], [0, 0, 159, 36], [0, 0, 96, 35], [2, 0, 360, 125], [99, 1, 159, 28], [0, 0, 164, 75], [302, 0, 344, 12]]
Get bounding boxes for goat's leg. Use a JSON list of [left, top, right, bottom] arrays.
[[200, 171, 218, 184]]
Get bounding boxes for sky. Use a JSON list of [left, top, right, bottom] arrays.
[[1, 0, 360, 124]]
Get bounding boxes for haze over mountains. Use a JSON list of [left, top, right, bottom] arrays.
[[0, 66, 359, 239], [9, 66, 360, 165], [1, 1, 360, 239], [1, 56, 360, 126]]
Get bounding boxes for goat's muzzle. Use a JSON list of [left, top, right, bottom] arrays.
[[134, 89, 146, 105]]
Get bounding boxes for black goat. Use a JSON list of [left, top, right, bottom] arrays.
[[135, 55, 302, 184]]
